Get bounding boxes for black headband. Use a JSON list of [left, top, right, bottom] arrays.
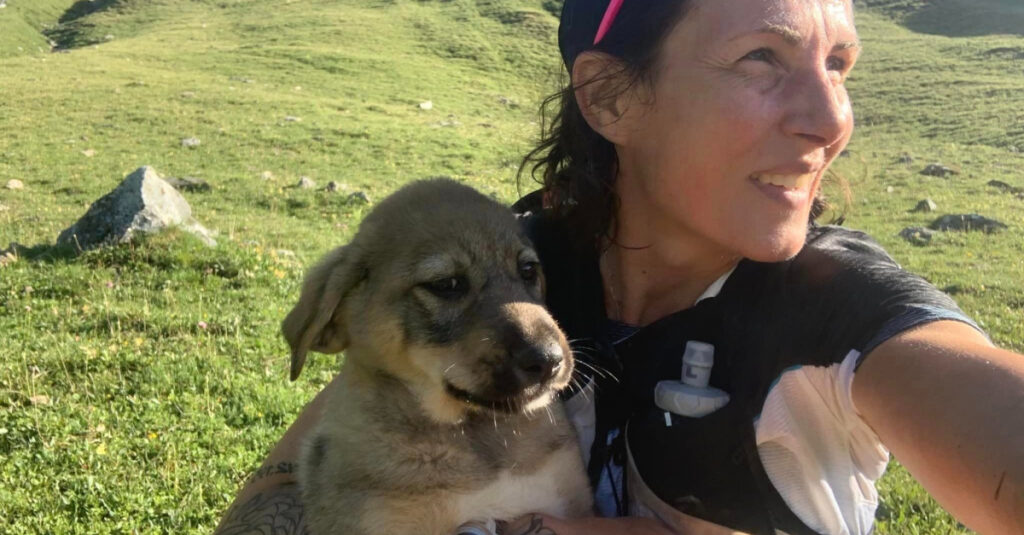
[[558, 0, 627, 70]]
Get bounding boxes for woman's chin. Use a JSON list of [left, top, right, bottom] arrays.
[[739, 225, 809, 263]]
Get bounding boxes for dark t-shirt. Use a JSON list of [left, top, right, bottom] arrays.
[[520, 210, 979, 534]]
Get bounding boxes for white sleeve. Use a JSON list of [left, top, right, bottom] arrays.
[[754, 350, 889, 535]]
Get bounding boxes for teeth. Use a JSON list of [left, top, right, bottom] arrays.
[[752, 173, 815, 190]]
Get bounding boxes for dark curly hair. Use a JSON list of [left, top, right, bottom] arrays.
[[519, 1, 842, 250]]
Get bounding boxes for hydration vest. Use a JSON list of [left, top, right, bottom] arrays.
[[517, 203, 965, 534]]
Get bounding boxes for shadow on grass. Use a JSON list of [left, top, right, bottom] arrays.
[[904, 2, 1024, 37], [6, 243, 80, 265], [58, 0, 123, 24], [864, 0, 1024, 37], [44, 0, 125, 49]]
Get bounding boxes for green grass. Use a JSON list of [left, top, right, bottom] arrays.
[[1, 1, 1022, 532]]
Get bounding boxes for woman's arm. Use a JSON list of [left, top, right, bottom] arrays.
[[852, 320, 1024, 534], [213, 377, 339, 535]]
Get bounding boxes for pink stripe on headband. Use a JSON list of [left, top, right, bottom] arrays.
[[593, 0, 624, 45]]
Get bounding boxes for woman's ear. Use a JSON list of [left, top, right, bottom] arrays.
[[572, 51, 645, 146]]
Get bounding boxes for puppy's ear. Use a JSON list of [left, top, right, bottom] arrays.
[[282, 245, 364, 381]]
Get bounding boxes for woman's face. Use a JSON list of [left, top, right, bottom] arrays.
[[615, 0, 859, 262]]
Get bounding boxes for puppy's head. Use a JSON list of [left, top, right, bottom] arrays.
[[282, 179, 573, 423]]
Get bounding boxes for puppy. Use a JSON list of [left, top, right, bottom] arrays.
[[282, 179, 592, 535]]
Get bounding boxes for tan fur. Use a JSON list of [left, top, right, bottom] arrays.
[[283, 179, 592, 535]]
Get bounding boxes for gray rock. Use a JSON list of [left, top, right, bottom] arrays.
[[929, 214, 1007, 234], [911, 199, 937, 213], [899, 227, 934, 246], [897, 153, 914, 164], [921, 163, 957, 178], [418, 101, 433, 111], [348, 191, 371, 204], [325, 181, 341, 193], [5, 179, 23, 190], [260, 170, 274, 181], [987, 180, 1022, 195], [166, 176, 211, 193], [284, 116, 301, 122], [181, 137, 201, 148], [57, 166, 216, 250], [297, 176, 316, 189]]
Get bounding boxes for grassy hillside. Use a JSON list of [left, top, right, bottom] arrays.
[[1, 0, 1021, 533], [0, 0, 76, 55]]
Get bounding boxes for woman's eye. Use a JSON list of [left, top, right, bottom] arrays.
[[742, 48, 775, 64], [423, 276, 468, 298], [826, 56, 847, 71]]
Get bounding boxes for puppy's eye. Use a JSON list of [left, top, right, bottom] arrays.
[[422, 276, 469, 298], [518, 261, 540, 283]]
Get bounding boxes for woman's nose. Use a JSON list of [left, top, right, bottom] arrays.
[[781, 67, 852, 149]]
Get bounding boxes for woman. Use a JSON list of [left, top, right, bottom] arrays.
[[216, 0, 1024, 533]]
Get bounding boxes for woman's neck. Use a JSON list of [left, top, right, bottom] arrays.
[[602, 186, 741, 326]]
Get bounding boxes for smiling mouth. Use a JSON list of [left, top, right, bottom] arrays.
[[751, 172, 816, 190]]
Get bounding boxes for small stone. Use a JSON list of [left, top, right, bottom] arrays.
[[325, 181, 341, 193], [929, 214, 1007, 234], [0, 248, 17, 267], [260, 171, 274, 181], [181, 137, 201, 148], [274, 249, 296, 258], [899, 227, 934, 246], [498, 96, 520, 109], [921, 163, 957, 178], [165, 176, 211, 193], [911, 199, 937, 213], [297, 176, 316, 189], [418, 101, 433, 111], [348, 191, 371, 204], [885, 186, 895, 194], [29, 395, 51, 406], [5, 179, 24, 190], [81, 149, 96, 157], [284, 116, 301, 122], [897, 153, 914, 164], [180, 91, 197, 99]]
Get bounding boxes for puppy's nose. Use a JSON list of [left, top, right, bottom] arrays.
[[512, 343, 564, 386]]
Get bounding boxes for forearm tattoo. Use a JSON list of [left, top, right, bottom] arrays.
[[215, 483, 310, 535], [495, 515, 558, 535], [247, 461, 298, 483]]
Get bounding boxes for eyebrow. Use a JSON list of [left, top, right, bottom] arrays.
[[739, 24, 862, 51]]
